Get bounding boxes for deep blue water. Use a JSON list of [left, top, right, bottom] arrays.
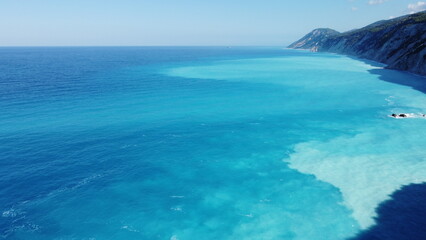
[[0, 47, 425, 239], [351, 183, 426, 240]]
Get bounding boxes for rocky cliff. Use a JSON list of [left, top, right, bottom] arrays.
[[289, 11, 426, 76]]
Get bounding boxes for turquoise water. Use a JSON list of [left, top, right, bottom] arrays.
[[0, 47, 425, 239]]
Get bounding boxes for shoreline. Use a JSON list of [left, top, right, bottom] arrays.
[[287, 11, 426, 77], [285, 48, 426, 94]]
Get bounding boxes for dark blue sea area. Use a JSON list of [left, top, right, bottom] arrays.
[[352, 183, 426, 240], [0, 47, 425, 239]]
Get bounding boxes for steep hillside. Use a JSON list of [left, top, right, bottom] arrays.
[[289, 11, 426, 76]]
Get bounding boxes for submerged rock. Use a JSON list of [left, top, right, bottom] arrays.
[[390, 113, 426, 118]]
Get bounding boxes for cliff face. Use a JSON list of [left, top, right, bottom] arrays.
[[289, 11, 426, 76], [288, 28, 340, 52]]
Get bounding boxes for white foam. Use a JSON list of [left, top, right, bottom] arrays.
[[239, 213, 254, 218], [384, 96, 395, 106], [170, 206, 183, 212], [2, 208, 18, 218], [285, 130, 426, 229], [170, 195, 185, 198], [121, 225, 140, 233]]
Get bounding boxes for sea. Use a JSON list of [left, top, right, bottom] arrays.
[[0, 47, 425, 240]]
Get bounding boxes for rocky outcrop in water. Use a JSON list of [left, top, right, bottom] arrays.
[[288, 11, 426, 76]]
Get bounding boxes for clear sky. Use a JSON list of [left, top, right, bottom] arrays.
[[0, 0, 424, 46]]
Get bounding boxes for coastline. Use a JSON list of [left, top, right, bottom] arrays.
[[288, 11, 426, 77], [285, 48, 426, 93]]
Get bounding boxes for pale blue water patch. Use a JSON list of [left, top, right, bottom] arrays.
[[0, 47, 425, 239], [166, 51, 426, 231], [165, 55, 389, 111]]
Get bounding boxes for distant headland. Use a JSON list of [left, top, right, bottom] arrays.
[[289, 11, 426, 76]]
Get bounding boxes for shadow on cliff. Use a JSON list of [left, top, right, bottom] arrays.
[[369, 68, 426, 94], [350, 183, 426, 240], [346, 56, 426, 94]]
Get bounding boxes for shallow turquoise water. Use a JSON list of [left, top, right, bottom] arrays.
[[0, 47, 425, 239]]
